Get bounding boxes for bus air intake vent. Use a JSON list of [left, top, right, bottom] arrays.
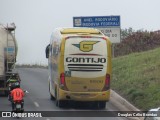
[[67, 64, 103, 72]]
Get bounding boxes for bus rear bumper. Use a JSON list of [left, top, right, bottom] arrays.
[[58, 88, 110, 101]]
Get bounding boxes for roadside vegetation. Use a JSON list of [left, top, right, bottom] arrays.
[[115, 28, 160, 57], [112, 29, 160, 110]]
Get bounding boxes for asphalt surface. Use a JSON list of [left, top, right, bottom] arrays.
[[0, 68, 128, 120]]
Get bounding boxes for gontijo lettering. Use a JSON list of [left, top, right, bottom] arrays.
[[66, 57, 106, 63]]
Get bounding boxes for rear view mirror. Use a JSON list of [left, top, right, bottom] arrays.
[[24, 90, 29, 93], [45, 44, 50, 58]]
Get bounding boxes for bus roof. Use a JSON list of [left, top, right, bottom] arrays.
[[59, 27, 102, 35]]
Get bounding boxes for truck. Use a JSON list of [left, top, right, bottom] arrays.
[[45, 27, 112, 108], [0, 23, 19, 95]]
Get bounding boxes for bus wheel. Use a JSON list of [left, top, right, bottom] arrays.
[[55, 88, 60, 107], [56, 100, 62, 107], [98, 101, 106, 109], [49, 84, 55, 100], [56, 100, 68, 108], [50, 94, 55, 100], [55, 91, 68, 107]]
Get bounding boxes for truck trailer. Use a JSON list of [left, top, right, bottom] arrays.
[[0, 23, 18, 95]]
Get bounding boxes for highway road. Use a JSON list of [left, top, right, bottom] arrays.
[[0, 68, 128, 120]]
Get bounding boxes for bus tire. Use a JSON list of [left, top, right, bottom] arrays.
[[55, 88, 60, 107], [56, 100, 68, 108], [49, 83, 56, 100], [50, 94, 55, 101], [56, 100, 61, 107], [55, 89, 68, 108]]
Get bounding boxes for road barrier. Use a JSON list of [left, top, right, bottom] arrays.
[[110, 90, 144, 120]]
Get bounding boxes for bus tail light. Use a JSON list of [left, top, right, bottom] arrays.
[[102, 74, 110, 91], [105, 74, 110, 89], [60, 73, 65, 86]]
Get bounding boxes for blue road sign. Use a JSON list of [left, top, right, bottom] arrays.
[[73, 16, 120, 27]]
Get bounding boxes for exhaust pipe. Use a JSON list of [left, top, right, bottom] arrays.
[[66, 95, 71, 99]]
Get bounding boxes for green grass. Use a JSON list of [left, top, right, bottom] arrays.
[[111, 47, 160, 110]]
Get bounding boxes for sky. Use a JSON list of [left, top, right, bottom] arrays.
[[0, 0, 160, 65]]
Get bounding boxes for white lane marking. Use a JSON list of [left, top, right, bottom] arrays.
[[34, 102, 40, 107], [46, 118, 50, 120]]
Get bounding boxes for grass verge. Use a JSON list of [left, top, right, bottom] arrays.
[[111, 47, 160, 110]]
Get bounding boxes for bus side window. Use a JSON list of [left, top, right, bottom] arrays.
[[59, 44, 61, 53], [45, 44, 50, 58], [52, 45, 59, 56]]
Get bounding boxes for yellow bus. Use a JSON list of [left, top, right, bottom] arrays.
[[45, 27, 112, 108]]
